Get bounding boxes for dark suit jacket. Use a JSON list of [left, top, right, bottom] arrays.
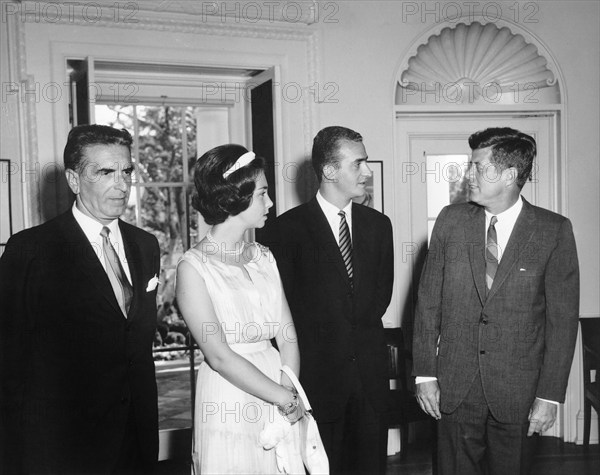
[[0, 210, 160, 474], [412, 199, 579, 423], [264, 198, 394, 422]]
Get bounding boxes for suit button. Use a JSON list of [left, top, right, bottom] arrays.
[[480, 350, 486, 355], [480, 319, 488, 325], [349, 355, 357, 362]]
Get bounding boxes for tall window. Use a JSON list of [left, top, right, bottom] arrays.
[[96, 103, 228, 430]]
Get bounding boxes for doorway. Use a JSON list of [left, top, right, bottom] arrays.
[[394, 111, 561, 437]]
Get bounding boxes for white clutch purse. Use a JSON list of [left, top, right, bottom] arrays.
[[258, 366, 329, 474], [280, 365, 329, 475]]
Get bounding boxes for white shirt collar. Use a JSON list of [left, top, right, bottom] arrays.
[[316, 191, 353, 243], [72, 202, 120, 240], [71, 202, 131, 281], [484, 195, 523, 225], [484, 196, 523, 261]]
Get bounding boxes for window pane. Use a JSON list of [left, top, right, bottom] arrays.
[[137, 106, 185, 183], [193, 108, 229, 177], [426, 154, 469, 242], [95, 104, 135, 130], [123, 185, 187, 328]]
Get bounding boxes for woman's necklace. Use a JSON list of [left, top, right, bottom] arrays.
[[205, 230, 246, 257]]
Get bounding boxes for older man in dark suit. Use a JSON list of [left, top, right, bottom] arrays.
[[412, 127, 579, 475], [264, 126, 394, 474], [0, 125, 160, 474]]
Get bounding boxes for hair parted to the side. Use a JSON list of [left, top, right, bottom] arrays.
[[63, 124, 133, 172], [192, 144, 266, 225], [311, 126, 363, 183], [468, 127, 536, 189]]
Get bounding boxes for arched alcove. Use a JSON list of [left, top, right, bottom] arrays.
[[391, 18, 586, 446], [395, 21, 561, 106]]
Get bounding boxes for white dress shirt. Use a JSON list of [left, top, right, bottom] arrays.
[[316, 191, 353, 243], [485, 195, 523, 261], [72, 203, 132, 284]]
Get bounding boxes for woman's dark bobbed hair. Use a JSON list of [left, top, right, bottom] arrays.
[[192, 144, 266, 225]]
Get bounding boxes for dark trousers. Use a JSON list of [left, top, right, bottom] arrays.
[[112, 405, 153, 475], [317, 373, 387, 475], [438, 372, 537, 475]]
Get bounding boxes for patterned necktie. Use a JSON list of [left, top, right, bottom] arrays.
[[100, 226, 133, 317], [338, 211, 353, 286], [485, 216, 499, 293]]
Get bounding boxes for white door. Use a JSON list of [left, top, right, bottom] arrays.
[[397, 113, 556, 248]]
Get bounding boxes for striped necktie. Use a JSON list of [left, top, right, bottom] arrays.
[[100, 226, 133, 317], [485, 216, 499, 293], [338, 210, 353, 286]]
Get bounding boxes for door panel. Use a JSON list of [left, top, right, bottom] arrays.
[[403, 115, 554, 246]]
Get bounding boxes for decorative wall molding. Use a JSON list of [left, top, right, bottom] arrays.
[[401, 22, 555, 98], [17, 0, 317, 38], [20, 0, 322, 25], [4, 5, 40, 228], [395, 17, 563, 106]]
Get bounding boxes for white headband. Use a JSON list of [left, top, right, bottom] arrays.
[[222, 151, 256, 179]]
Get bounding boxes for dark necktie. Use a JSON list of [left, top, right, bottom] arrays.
[[338, 211, 353, 286], [100, 226, 133, 317], [485, 216, 499, 293]]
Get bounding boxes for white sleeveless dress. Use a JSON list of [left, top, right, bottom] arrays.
[[179, 243, 303, 474]]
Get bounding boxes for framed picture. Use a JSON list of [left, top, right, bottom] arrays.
[[1, 159, 13, 246], [353, 160, 384, 213]]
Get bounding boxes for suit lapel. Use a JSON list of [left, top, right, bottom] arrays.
[[351, 203, 366, 290], [486, 199, 536, 301], [465, 205, 487, 305], [121, 221, 143, 320], [306, 198, 353, 289], [59, 212, 123, 317]]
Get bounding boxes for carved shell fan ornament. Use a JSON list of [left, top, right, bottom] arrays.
[[400, 22, 556, 104]]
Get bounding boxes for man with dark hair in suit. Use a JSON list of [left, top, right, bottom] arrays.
[[0, 125, 160, 474], [264, 126, 394, 474], [413, 127, 579, 475]]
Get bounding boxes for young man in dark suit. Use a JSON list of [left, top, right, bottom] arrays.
[[264, 126, 394, 474], [0, 125, 160, 474], [412, 127, 580, 475]]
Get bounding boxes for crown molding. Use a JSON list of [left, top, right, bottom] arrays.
[[16, 0, 319, 34]]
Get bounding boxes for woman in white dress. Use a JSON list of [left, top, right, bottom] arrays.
[[176, 144, 303, 474]]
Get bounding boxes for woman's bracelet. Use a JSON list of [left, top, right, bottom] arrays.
[[277, 386, 299, 418]]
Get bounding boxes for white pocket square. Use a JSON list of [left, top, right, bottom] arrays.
[[146, 275, 160, 292]]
